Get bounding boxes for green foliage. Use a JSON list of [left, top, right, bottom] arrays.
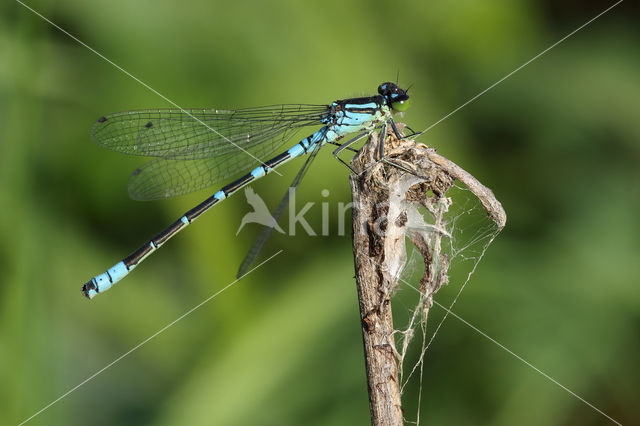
[[1, 1, 638, 424]]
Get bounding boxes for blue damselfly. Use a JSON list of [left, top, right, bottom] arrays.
[[82, 82, 411, 299]]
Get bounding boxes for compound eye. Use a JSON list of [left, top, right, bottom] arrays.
[[391, 98, 410, 112]]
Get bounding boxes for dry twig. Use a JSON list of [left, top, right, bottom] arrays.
[[350, 125, 505, 425]]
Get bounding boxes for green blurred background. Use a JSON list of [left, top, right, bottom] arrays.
[[2, 0, 639, 424]]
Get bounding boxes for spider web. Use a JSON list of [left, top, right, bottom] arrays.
[[390, 182, 504, 424]]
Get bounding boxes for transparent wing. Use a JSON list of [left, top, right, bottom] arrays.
[[91, 104, 329, 160], [127, 127, 300, 200]]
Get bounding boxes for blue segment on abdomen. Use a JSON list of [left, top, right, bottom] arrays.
[[108, 261, 129, 283], [251, 166, 266, 179], [85, 287, 99, 299], [90, 261, 129, 297], [214, 190, 226, 200], [288, 144, 305, 158], [289, 128, 330, 153]]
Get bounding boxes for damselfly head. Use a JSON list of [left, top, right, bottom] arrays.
[[378, 82, 411, 112]]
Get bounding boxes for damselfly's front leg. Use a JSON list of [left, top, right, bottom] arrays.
[[332, 131, 369, 174]]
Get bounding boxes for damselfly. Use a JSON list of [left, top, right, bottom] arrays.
[[82, 82, 411, 299]]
